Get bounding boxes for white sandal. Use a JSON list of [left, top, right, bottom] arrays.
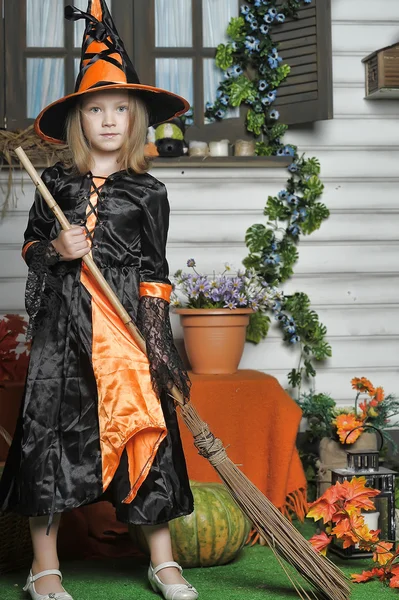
[[23, 569, 73, 600], [148, 561, 198, 600]]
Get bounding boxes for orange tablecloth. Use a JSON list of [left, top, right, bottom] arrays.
[[177, 370, 307, 519]]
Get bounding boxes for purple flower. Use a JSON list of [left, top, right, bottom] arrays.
[[187, 258, 196, 268], [224, 300, 237, 310], [237, 295, 247, 306]]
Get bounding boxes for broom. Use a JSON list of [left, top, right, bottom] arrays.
[[15, 147, 351, 600]]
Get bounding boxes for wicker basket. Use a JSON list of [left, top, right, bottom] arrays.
[[0, 425, 33, 574]]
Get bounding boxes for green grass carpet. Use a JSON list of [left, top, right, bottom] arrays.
[[1, 522, 396, 600]]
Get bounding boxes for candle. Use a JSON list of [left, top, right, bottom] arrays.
[[234, 139, 255, 156], [189, 141, 209, 157], [209, 139, 230, 157]]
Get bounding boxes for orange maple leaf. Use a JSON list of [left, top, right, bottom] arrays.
[[309, 532, 331, 555], [351, 567, 385, 583], [335, 477, 380, 513], [373, 541, 394, 566], [307, 486, 339, 524]]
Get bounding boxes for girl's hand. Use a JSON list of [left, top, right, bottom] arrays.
[[51, 227, 91, 261]]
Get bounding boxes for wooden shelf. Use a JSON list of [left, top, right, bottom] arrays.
[[151, 155, 292, 168]]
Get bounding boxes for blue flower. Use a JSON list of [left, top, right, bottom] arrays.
[[278, 189, 288, 200], [249, 21, 258, 31], [285, 325, 296, 335], [271, 241, 278, 251], [287, 194, 299, 205], [264, 14, 273, 24], [268, 8, 277, 18], [185, 117, 193, 126], [287, 224, 300, 236], [268, 57, 279, 69], [291, 210, 299, 221], [299, 208, 307, 219], [284, 145, 295, 157], [244, 36, 260, 52], [258, 79, 268, 91], [288, 163, 299, 173], [267, 90, 277, 102], [276, 148, 285, 156], [276, 13, 285, 23], [289, 335, 300, 344], [254, 0, 263, 6], [260, 24, 269, 35], [261, 96, 271, 106], [187, 258, 196, 268], [231, 41, 238, 51], [215, 108, 227, 119], [271, 47, 280, 60], [241, 5, 250, 15], [270, 110, 280, 120], [272, 301, 282, 312], [205, 102, 214, 111], [303, 0, 312, 3], [226, 64, 243, 78], [245, 13, 256, 23]]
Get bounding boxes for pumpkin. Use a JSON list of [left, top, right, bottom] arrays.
[[130, 481, 251, 567]]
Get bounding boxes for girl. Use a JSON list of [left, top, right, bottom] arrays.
[[0, 2, 198, 600]]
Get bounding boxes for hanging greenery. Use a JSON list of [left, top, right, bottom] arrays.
[[205, 0, 331, 392]]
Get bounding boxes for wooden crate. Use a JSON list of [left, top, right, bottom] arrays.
[[363, 43, 399, 99]]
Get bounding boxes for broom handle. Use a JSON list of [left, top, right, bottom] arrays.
[[15, 146, 185, 408]]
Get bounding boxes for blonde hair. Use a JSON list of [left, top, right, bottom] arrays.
[[66, 91, 151, 174]]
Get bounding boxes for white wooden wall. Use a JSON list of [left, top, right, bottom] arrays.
[[1, 0, 398, 406]]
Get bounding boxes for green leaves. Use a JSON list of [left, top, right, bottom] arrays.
[[264, 195, 290, 221], [245, 223, 274, 253], [227, 16, 245, 40], [215, 44, 234, 71], [246, 110, 265, 136], [279, 241, 299, 282], [229, 76, 256, 106], [246, 312, 271, 344], [301, 203, 330, 235], [270, 64, 291, 87]]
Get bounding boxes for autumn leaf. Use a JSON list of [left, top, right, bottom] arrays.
[[351, 567, 385, 583], [335, 477, 380, 513], [373, 541, 394, 566], [332, 515, 361, 548], [307, 485, 339, 524], [309, 532, 331, 555]]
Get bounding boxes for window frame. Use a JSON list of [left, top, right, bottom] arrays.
[[132, 0, 251, 144], [2, 0, 131, 131]]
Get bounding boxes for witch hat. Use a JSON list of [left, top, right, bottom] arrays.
[[35, 0, 189, 144]]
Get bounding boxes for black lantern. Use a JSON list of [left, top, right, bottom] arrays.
[[330, 427, 396, 559]]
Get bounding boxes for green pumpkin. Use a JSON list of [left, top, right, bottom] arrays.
[[130, 481, 251, 567]]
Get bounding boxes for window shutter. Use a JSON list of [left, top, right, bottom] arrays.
[[273, 0, 333, 125]]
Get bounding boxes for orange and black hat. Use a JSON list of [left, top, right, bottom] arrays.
[[34, 0, 189, 144]]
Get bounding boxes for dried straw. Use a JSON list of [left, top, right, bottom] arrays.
[[0, 126, 70, 218], [16, 147, 351, 600]]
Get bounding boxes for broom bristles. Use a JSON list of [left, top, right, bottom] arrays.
[[179, 402, 351, 600]]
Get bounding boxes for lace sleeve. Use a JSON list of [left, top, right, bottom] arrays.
[[24, 241, 63, 340], [136, 296, 191, 405]]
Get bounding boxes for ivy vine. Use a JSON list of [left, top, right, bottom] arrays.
[[206, 0, 332, 393]]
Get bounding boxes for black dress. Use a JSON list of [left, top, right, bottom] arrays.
[[0, 162, 193, 525]]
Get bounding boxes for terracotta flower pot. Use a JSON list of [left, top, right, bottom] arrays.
[[174, 308, 253, 375]]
